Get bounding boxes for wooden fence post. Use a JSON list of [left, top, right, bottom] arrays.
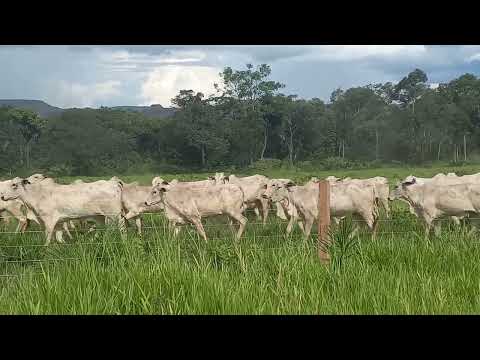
[[318, 180, 331, 264]]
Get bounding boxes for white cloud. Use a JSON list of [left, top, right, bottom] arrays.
[[97, 48, 207, 74], [140, 65, 221, 106], [429, 83, 439, 89], [466, 53, 480, 63], [298, 45, 427, 62], [53, 80, 121, 108]]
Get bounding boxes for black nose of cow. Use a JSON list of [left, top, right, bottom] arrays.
[[1, 196, 5, 201], [261, 194, 268, 199], [144, 201, 148, 206]]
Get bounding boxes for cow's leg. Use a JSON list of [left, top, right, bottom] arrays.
[[382, 198, 390, 218], [43, 217, 58, 246], [367, 212, 379, 240], [303, 217, 314, 239], [15, 218, 26, 233], [423, 218, 433, 239], [433, 221, 442, 237], [135, 217, 143, 236], [452, 216, 461, 226], [69, 220, 77, 231], [259, 198, 269, 225], [173, 224, 181, 237], [21, 218, 30, 233], [227, 218, 235, 232], [286, 214, 295, 235], [296, 220, 305, 233], [118, 215, 127, 239], [62, 222, 73, 240], [191, 218, 207, 241], [228, 212, 247, 240], [276, 202, 287, 220], [55, 230, 66, 244], [372, 217, 379, 239], [253, 207, 260, 219]]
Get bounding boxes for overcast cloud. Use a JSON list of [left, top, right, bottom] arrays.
[[0, 45, 479, 108]]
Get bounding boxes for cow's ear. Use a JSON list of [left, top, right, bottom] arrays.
[[22, 179, 31, 185]]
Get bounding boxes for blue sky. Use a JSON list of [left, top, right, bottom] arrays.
[[0, 45, 479, 108]]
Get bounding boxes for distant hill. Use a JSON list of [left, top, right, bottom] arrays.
[[0, 100, 177, 119], [0, 99, 64, 118]]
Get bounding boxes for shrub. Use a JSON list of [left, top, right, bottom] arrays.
[[248, 158, 282, 171]]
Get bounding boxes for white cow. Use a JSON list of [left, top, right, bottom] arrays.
[[110, 177, 164, 236], [268, 179, 304, 234], [323, 176, 390, 217], [390, 176, 480, 236], [0, 177, 126, 245], [0, 174, 47, 233], [391, 173, 480, 226], [145, 180, 247, 241], [223, 174, 270, 224], [262, 179, 379, 239], [0, 199, 38, 232]]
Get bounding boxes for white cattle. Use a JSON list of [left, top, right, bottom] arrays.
[[269, 179, 304, 234], [0, 174, 47, 233], [323, 176, 390, 217], [223, 174, 270, 224], [0, 198, 38, 232], [391, 173, 480, 226], [0, 177, 126, 245], [111, 177, 164, 236], [390, 176, 480, 236], [262, 179, 379, 238], [145, 180, 247, 241]]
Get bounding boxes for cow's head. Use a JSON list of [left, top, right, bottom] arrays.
[[27, 173, 48, 183], [207, 173, 227, 185], [262, 180, 295, 202], [0, 177, 30, 201], [145, 185, 168, 206], [152, 176, 170, 188], [390, 177, 416, 201]]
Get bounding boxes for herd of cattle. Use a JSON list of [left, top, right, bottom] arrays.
[[1, 171, 480, 245]]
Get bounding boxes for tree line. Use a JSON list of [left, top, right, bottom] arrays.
[[1, 64, 480, 176]]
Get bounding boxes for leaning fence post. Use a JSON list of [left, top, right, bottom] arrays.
[[318, 180, 331, 264]]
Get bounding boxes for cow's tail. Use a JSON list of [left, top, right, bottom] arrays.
[[372, 186, 380, 220], [236, 186, 248, 213]]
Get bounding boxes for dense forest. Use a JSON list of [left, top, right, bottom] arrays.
[[1, 64, 480, 176]]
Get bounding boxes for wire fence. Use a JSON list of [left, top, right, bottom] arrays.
[[2, 202, 479, 279]]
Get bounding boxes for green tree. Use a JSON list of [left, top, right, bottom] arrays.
[[215, 64, 284, 162]]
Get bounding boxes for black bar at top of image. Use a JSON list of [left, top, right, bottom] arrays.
[[1, 4, 479, 45]]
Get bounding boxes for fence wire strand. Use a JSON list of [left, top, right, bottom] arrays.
[[2, 202, 479, 278]]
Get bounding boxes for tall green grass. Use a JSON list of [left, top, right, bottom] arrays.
[[1, 167, 480, 314], [1, 204, 479, 314]]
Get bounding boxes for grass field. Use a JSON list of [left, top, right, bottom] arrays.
[[1, 165, 480, 314]]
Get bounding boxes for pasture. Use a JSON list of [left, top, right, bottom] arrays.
[[1, 165, 480, 314]]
